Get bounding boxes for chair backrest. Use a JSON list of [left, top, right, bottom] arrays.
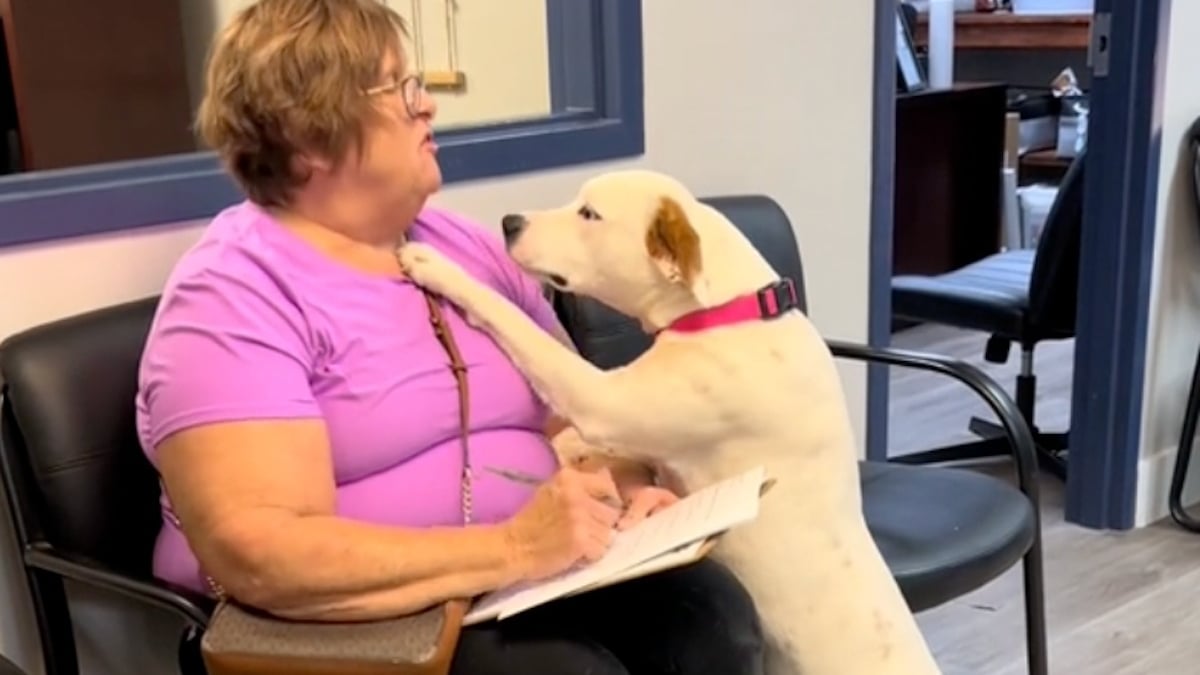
[[1027, 149, 1087, 337], [552, 194, 807, 367], [0, 296, 162, 577]]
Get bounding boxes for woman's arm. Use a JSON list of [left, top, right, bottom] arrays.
[[158, 418, 525, 621], [143, 237, 626, 621], [160, 417, 624, 621]]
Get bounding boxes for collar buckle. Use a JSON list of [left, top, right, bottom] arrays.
[[756, 278, 800, 318]]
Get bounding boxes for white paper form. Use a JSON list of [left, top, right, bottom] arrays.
[[464, 465, 767, 624]]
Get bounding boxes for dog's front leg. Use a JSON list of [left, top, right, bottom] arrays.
[[400, 242, 634, 446]]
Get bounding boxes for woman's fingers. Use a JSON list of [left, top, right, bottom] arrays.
[[617, 487, 679, 530], [577, 466, 624, 508]]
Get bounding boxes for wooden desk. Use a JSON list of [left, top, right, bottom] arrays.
[[915, 11, 1092, 50], [1020, 147, 1073, 185], [0, 0, 196, 173], [893, 82, 1007, 278]]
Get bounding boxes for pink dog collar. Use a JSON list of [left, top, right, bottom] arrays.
[[663, 277, 800, 334]]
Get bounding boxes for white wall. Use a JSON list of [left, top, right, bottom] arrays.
[[177, 0, 550, 129], [0, 0, 875, 671], [1133, 0, 1200, 526]]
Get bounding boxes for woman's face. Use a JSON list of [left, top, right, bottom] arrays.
[[351, 50, 442, 209]]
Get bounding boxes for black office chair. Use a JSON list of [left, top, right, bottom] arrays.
[[551, 195, 1048, 675], [1168, 116, 1200, 533], [889, 151, 1087, 481], [0, 297, 211, 675]]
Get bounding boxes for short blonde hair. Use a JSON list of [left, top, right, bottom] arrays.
[[196, 0, 408, 206]]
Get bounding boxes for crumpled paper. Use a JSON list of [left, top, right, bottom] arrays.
[[1051, 67, 1088, 156]]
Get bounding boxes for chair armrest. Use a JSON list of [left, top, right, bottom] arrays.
[[24, 543, 212, 628], [825, 338, 1041, 507]]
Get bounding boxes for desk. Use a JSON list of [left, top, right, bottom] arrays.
[[893, 82, 1007, 278], [914, 11, 1092, 50], [0, 0, 196, 172]]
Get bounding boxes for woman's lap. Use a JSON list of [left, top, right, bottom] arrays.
[[451, 558, 765, 675]]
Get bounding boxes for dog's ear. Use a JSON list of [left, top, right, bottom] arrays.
[[645, 196, 702, 285]]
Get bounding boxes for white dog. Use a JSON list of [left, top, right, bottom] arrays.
[[399, 169, 941, 675]]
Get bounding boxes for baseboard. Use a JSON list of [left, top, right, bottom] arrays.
[[1134, 446, 1200, 528]]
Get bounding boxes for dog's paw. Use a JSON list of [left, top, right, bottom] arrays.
[[398, 242, 472, 299]]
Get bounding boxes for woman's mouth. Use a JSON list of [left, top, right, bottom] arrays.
[[422, 132, 438, 153]]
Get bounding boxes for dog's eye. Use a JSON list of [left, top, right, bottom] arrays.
[[577, 205, 601, 221]]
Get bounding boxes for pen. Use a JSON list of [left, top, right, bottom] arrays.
[[484, 465, 625, 510], [484, 465, 542, 485]]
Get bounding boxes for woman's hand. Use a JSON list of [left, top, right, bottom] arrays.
[[502, 466, 624, 581], [567, 453, 683, 530], [616, 485, 680, 530]]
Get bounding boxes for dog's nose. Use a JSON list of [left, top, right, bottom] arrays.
[[501, 214, 527, 245]]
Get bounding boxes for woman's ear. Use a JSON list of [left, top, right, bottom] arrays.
[[645, 196, 702, 285], [293, 150, 334, 176]]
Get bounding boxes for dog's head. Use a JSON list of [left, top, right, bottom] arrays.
[[500, 170, 708, 322]]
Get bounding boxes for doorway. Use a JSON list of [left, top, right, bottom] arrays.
[[867, 0, 1168, 530]]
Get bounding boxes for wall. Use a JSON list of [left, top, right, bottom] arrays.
[[1133, 0, 1200, 526], [177, 0, 550, 130], [0, 0, 876, 671]]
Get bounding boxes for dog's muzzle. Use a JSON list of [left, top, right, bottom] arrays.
[[501, 214, 527, 247]]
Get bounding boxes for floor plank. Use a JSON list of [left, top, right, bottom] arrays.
[[886, 324, 1200, 674]]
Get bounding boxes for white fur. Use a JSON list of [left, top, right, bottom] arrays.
[[400, 169, 942, 674]]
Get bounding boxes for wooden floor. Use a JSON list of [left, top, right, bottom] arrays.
[[887, 324, 1200, 675]]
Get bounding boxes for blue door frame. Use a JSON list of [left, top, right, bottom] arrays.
[[867, 0, 1171, 530]]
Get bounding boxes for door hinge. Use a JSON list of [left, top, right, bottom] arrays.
[[1089, 12, 1112, 78]]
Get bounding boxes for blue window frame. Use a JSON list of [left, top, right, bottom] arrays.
[[0, 0, 644, 249]]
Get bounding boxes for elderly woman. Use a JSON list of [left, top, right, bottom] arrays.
[[137, 1, 763, 673]]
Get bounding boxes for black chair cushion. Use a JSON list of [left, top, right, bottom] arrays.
[[892, 249, 1034, 340], [861, 461, 1036, 612], [0, 295, 162, 576]]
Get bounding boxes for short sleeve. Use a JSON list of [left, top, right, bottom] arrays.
[[137, 260, 321, 452]]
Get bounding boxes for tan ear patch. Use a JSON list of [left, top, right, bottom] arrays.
[[645, 196, 702, 284]]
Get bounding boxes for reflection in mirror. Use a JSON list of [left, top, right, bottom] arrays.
[[0, 0, 199, 174], [0, 0, 554, 181], [388, 0, 552, 132]]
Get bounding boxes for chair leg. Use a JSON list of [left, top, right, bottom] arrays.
[[178, 625, 207, 675], [967, 419, 1069, 480], [889, 435, 1011, 465], [1021, 534, 1050, 675], [1168, 340, 1200, 532], [892, 345, 1070, 481], [25, 569, 80, 675]]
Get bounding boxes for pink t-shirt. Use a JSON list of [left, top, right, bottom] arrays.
[[136, 200, 561, 593]]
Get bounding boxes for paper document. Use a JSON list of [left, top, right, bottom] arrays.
[[464, 465, 768, 625]]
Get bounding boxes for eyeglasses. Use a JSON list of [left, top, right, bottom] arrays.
[[364, 73, 426, 119]]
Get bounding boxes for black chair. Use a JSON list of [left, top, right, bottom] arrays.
[[1168, 116, 1200, 533], [0, 198, 1045, 675], [551, 195, 1048, 675], [889, 151, 1087, 481], [0, 655, 27, 675], [0, 297, 211, 675]]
